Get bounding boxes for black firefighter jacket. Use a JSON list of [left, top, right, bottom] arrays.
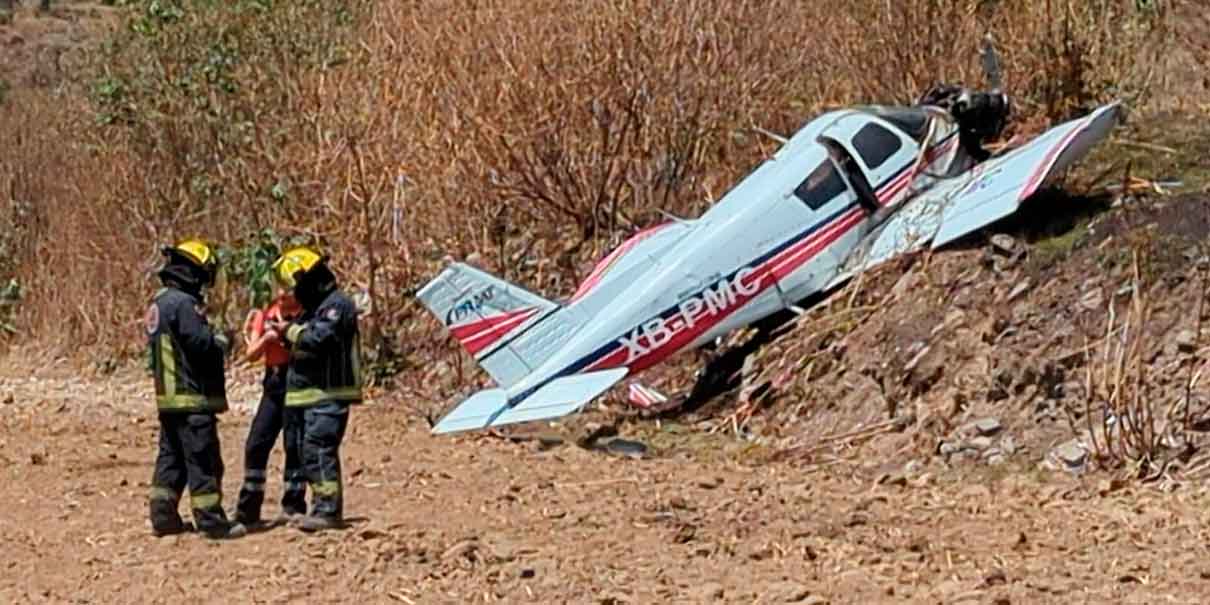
[[146, 287, 230, 413], [283, 289, 362, 407]]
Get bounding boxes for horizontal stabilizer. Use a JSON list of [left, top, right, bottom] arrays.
[[488, 368, 629, 428], [431, 368, 629, 435], [430, 388, 509, 435]]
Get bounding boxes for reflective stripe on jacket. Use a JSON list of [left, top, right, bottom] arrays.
[[147, 287, 229, 413]]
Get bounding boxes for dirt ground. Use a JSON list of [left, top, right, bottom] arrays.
[[4, 356, 1210, 605], [5, 3, 1210, 604]]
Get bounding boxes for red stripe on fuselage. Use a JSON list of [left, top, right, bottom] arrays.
[[588, 205, 865, 373]]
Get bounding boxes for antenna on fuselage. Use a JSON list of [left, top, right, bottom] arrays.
[[657, 208, 691, 225], [751, 125, 788, 145]]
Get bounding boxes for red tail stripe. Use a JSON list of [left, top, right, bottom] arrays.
[[451, 307, 541, 355]]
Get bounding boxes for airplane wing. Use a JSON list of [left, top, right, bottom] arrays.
[[568, 220, 692, 304], [930, 101, 1121, 247], [838, 101, 1121, 277]]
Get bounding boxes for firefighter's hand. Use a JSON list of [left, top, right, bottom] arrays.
[[266, 319, 290, 336]]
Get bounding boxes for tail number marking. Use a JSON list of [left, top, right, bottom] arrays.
[[618, 267, 761, 363]]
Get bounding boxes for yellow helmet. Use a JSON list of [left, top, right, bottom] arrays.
[[162, 238, 219, 282], [272, 246, 325, 289], [169, 239, 217, 269]]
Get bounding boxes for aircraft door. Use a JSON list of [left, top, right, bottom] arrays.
[[819, 114, 921, 208], [772, 156, 861, 306]]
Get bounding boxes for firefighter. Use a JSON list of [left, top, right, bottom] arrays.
[[145, 240, 246, 540], [232, 289, 306, 527], [266, 247, 362, 532]]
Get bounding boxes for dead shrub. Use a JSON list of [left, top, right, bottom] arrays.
[[0, 0, 1171, 388]]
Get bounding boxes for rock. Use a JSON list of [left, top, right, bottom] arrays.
[[358, 527, 388, 541], [1051, 439, 1087, 471], [441, 539, 480, 561], [1079, 288, 1103, 311], [890, 271, 923, 299], [762, 581, 811, 603], [983, 568, 1008, 585], [696, 476, 724, 489], [990, 234, 1018, 256], [574, 422, 617, 447], [973, 417, 1002, 436], [671, 524, 696, 544], [877, 471, 907, 487], [969, 436, 993, 450], [602, 438, 648, 459], [1005, 279, 1031, 302], [802, 597, 829, 605], [1, 392, 12, 405], [1000, 435, 1018, 456], [29, 452, 45, 465], [1176, 329, 1198, 353], [939, 442, 963, 457], [844, 513, 868, 527], [987, 453, 1006, 466]]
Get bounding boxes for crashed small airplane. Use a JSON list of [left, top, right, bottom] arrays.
[[418, 83, 1121, 434]]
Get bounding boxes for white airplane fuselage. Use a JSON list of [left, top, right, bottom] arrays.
[[502, 109, 961, 402]]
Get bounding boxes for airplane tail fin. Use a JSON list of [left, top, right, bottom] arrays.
[[417, 262, 573, 389], [432, 368, 629, 434]]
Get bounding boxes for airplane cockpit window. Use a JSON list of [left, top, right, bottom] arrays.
[[792, 160, 847, 211], [863, 106, 929, 142], [852, 123, 904, 170]]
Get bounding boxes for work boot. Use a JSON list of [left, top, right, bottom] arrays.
[[202, 521, 248, 540], [276, 507, 306, 525], [232, 507, 266, 529], [296, 515, 342, 533], [151, 516, 190, 538], [150, 499, 189, 537]]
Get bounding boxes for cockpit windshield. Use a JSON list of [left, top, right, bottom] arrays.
[[861, 105, 930, 142]]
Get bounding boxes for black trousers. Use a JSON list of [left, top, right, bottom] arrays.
[[150, 412, 230, 533], [302, 401, 350, 519], [236, 366, 306, 522]]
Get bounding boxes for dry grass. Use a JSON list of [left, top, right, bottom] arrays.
[[0, 0, 1173, 379], [1070, 249, 1194, 476]]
